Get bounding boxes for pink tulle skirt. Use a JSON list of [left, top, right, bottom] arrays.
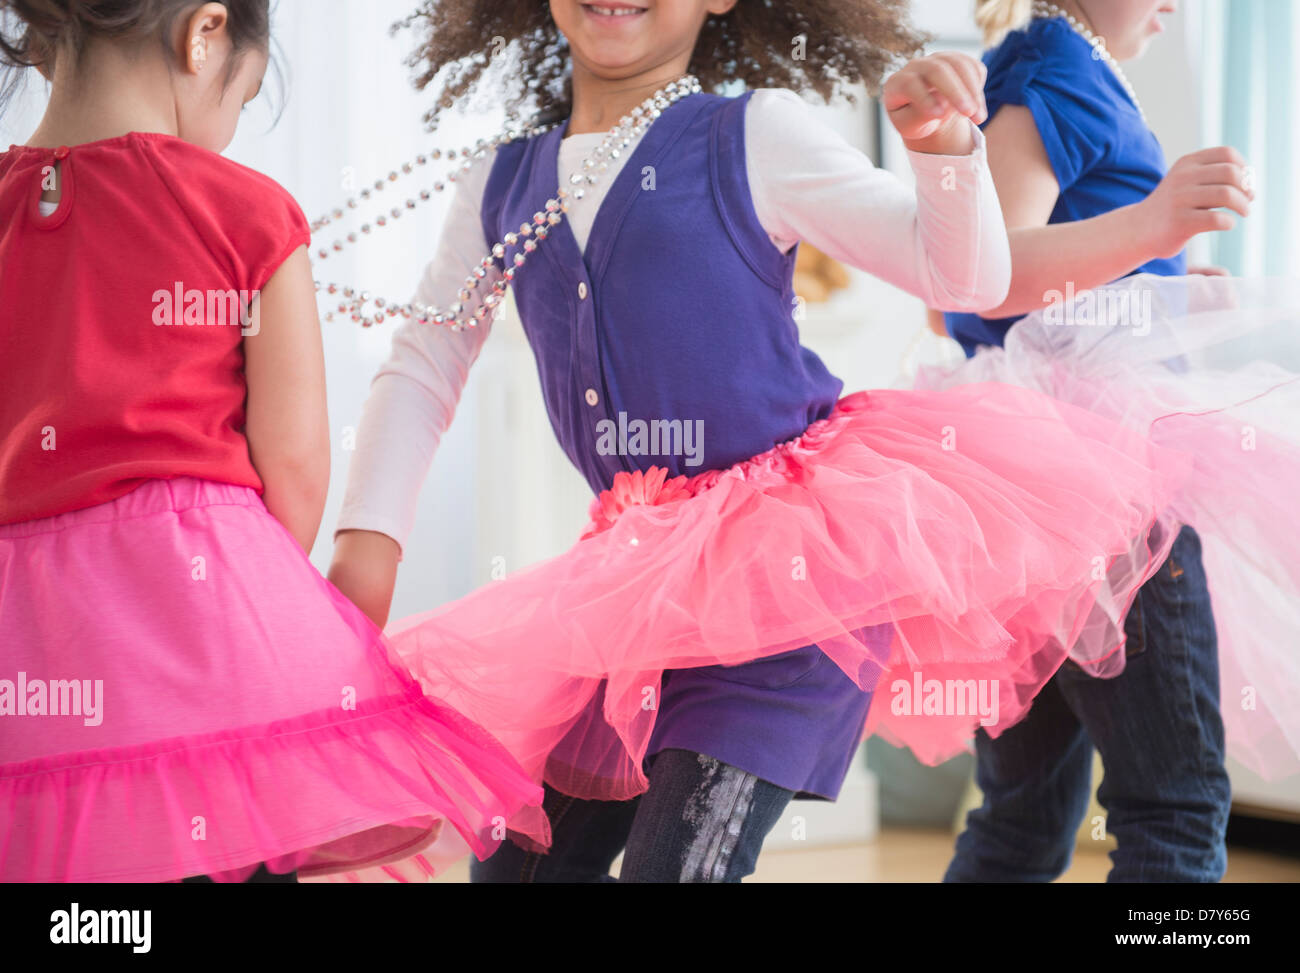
[[387, 378, 1193, 816], [0, 477, 545, 882], [908, 274, 1300, 779]]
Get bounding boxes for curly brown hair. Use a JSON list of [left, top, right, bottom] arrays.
[[395, 1, 928, 132]]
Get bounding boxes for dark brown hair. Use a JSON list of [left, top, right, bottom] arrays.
[[395, 1, 929, 132], [1, 0, 273, 106]]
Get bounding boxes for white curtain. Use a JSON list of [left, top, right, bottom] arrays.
[[1196, 0, 1300, 277]]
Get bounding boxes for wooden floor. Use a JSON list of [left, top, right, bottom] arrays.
[[432, 826, 1300, 882], [748, 827, 1300, 882]]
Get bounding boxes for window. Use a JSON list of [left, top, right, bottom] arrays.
[[1196, 0, 1300, 275]]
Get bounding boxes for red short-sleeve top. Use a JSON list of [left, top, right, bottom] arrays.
[[0, 132, 311, 524]]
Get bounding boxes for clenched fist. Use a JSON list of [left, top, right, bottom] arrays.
[[883, 51, 989, 155]]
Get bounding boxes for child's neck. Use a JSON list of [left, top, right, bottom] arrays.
[[25, 44, 178, 149], [1053, 1, 1098, 35], [567, 62, 694, 136]]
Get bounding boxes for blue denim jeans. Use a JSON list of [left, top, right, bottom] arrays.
[[946, 526, 1230, 883], [470, 748, 795, 883]]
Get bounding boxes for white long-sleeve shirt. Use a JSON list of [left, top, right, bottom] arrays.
[[337, 88, 1010, 553]]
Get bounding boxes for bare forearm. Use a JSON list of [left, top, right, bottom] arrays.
[[981, 203, 1152, 318], [256, 453, 329, 555], [329, 529, 401, 629], [242, 247, 331, 558]]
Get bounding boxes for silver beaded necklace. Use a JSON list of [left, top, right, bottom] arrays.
[[1032, 1, 1148, 125], [313, 74, 703, 331]]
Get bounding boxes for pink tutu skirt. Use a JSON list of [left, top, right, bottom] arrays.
[[908, 274, 1300, 779], [0, 477, 545, 882], [387, 378, 1192, 815]]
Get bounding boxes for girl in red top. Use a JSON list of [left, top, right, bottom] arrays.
[[0, 0, 543, 882]]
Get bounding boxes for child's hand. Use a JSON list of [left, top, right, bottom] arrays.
[[1138, 147, 1253, 259], [883, 52, 988, 155]]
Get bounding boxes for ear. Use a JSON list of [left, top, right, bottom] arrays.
[[707, 0, 739, 14], [180, 1, 231, 76]]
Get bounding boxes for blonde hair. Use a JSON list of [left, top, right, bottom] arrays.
[[975, 0, 1034, 48]]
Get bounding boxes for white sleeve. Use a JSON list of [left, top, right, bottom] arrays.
[[335, 158, 503, 556], [746, 87, 1011, 312]]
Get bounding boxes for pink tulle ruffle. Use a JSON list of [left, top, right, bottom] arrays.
[[388, 382, 1189, 810]]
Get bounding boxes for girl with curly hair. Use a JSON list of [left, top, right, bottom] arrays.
[[330, 0, 1191, 882]]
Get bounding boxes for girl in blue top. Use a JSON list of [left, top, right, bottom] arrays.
[[927, 0, 1300, 882], [944, 0, 1244, 354]]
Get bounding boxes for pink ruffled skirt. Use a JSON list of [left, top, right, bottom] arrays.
[[0, 477, 545, 882], [387, 379, 1192, 814]]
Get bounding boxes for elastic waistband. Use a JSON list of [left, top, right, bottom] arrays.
[[0, 477, 263, 540]]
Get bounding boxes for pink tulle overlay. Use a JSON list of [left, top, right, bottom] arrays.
[[910, 274, 1300, 779], [0, 478, 546, 882], [387, 376, 1197, 816]]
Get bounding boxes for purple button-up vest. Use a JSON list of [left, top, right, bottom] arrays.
[[482, 90, 844, 494]]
